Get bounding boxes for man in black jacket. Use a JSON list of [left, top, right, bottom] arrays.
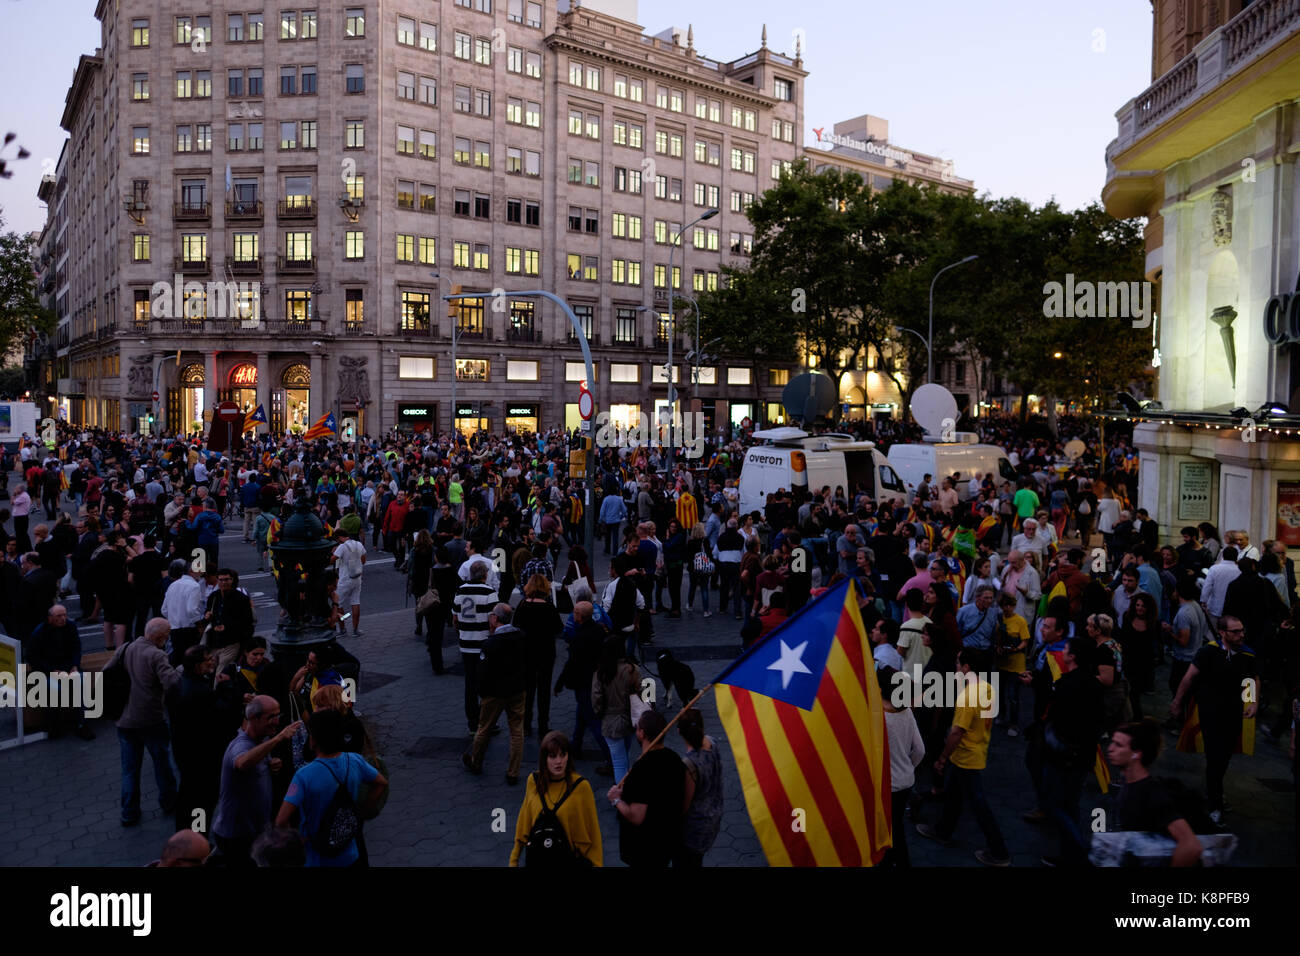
[[464, 603, 527, 784], [556, 600, 613, 775], [28, 604, 94, 740], [1222, 557, 1286, 655], [204, 569, 256, 676], [1039, 637, 1104, 867]]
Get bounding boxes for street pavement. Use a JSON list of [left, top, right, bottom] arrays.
[[0, 514, 1295, 866]]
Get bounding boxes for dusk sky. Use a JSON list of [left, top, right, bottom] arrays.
[[0, 0, 1154, 235]]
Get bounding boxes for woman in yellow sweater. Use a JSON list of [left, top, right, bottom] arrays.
[[509, 731, 603, 866]]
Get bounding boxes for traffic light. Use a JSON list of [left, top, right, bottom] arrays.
[[147, 413, 154, 424]]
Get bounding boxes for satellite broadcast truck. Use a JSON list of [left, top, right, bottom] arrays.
[[737, 428, 907, 515]]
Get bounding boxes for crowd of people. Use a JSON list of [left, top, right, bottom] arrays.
[[1, 411, 1296, 867]]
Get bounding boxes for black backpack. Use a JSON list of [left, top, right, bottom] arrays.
[[525, 774, 590, 867], [312, 759, 361, 858], [102, 642, 134, 722]]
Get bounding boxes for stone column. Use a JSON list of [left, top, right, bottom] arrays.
[[256, 351, 271, 434], [204, 351, 219, 420], [308, 352, 323, 422]]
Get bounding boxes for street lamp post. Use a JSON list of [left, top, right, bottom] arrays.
[[928, 254, 978, 383], [666, 209, 717, 475]]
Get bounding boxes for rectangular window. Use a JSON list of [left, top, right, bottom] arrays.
[[132, 235, 150, 262], [345, 120, 364, 148], [397, 180, 415, 209], [565, 359, 593, 381], [727, 367, 752, 386], [630, 78, 644, 102], [301, 121, 316, 149], [456, 359, 488, 382], [132, 74, 149, 101], [345, 64, 364, 94], [505, 246, 522, 274], [507, 98, 523, 124], [419, 237, 436, 265], [570, 307, 594, 344], [475, 89, 491, 116], [344, 174, 364, 202], [454, 137, 470, 164], [670, 89, 683, 112], [228, 13, 244, 41], [473, 244, 490, 270], [507, 360, 539, 381], [249, 123, 263, 149], [526, 52, 542, 78], [175, 125, 192, 152], [455, 84, 471, 112], [175, 72, 192, 99], [396, 234, 415, 262], [280, 67, 297, 95], [284, 231, 312, 260], [301, 11, 317, 38], [228, 69, 244, 97], [280, 121, 297, 150], [587, 66, 601, 91], [419, 129, 435, 159], [774, 77, 792, 101], [248, 68, 263, 96], [196, 69, 212, 97], [397, 71, 414, 100], [132, 19, 149, 47], [696, 98, 707, 120], [585, 114, 600, 139], [507, 46, 523, 73], [298, 65, 314, 93], [419, 183, 436, 212], [345, 289, 364, 329], [507, 198, 522, 223], [656, 87, 668, 109], [456, 33, 473, 60], [506, 146, 522, 174], [281, 12, 296, 39], [610, 363, 640, 383], [731, 106, 742, 127], [453, 241, 470, 268], [345, 231, 364, 259], [614, 308, 637, 342], [228, 123, 244, 151], [473, 193, 490, 218], [401, 291, 431, 332], [569, 110, 582, 136], [655, 175, 667, 199], [398, 16, 415, 45], [420, 76, 436, 105], [610, 259, 626, 284], [454, 189, 470, 216], [420, 21, 437, 51], [396, 125, 414, 155], [400, 356, 435, 380], [744, 110, 756, 131], [585, 162, 599, 186], [475, 37, 492, 65], [526, 1, 542, 27], [346, 9, 364, 37], [475, 142, 491, 168], [175, 16, 192, 44]]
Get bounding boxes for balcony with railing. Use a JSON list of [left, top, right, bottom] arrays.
[[276, 198, 317, 220], [265, 316, 328, 336], [506, 323, 542, 343], [341, 317, 376, 336], [1109, 0, 1300, 160], [173, 201, 212, 222], [276, 255, 317, 275], [227, 256, 263, 275], [174, 255, 211, 276], [225, 200, 264, 222]]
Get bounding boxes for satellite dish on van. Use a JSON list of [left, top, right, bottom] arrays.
[[1064, 439, 1087, 461], [782, 372, 837, 424], [911, 383, 959, 438]]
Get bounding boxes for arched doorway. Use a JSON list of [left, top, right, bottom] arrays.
[[178, 363, 205, 434], [273, 363, 311, 435], [227, 362, 259, 416]]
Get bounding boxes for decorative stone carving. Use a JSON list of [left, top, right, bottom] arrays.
[[126, 355, 153, 397], [338, 356, 370, 405], [1210, 188, 1232, 246]]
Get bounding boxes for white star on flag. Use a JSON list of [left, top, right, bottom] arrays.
[[767, 639, 812, 690]]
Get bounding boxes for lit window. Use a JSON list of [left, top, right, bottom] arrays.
[[345, 231, 364, 259], [400, 357, 435, 379]]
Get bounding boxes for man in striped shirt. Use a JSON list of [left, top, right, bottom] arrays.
[[455, 562, 498, 734]]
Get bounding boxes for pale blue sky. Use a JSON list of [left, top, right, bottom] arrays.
[[0, 0, 1153, 235]]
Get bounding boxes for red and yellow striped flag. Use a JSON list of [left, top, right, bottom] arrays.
[[713, 578, 892, 866]]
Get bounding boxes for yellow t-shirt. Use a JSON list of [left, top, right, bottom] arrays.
[[998, 613, 1031, 675], [950, 678, 995, 770]]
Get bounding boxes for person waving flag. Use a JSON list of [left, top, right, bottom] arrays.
[[303, 412, 337, 441]]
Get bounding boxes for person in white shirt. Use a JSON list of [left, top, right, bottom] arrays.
[[458, 538, 501, 591], [871, 619, 905, 671], [160, 561, 207, 664], [1010, 519, 1051, 563], [967, 475, 982, 500], [331, 528, 367, 636], [193, 459, 209, 485], [878, 665, 926, 867], [1227, 530, 1260, 562], [1199, 546, 1241, 627]]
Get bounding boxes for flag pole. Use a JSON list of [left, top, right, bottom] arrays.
[[615, 683, 713, 787]]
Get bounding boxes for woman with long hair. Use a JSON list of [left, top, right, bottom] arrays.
[[962, 554, 1002, 606], [1118, 592, 1159, 719], [591, 634, 639, 782], [1086, 613, 1132, 732], [1198, 522, 1222, 562], [514, 573, 564, 738], [509, 731, 602, 866], [463, 505, 489, 546], [685, 523, 714, 617], [409, 530, 438, 639]]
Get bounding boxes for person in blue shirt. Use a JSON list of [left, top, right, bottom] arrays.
[[598, 490, 628, 556], [276, 708, 386, 867], [187, 499, 225, 568], [955, 585, 1000, 650]]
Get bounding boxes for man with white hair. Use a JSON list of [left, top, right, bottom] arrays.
[[1000, 550, 1042, 628], [113, 617, 181, 827], [1010, 518, 1050, 563]]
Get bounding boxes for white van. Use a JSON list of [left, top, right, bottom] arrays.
[[886, 436, 1016, 501], [738, 428, 907, 516]]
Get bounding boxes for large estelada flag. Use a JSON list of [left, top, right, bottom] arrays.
[[303, 412, 337, 441], [712, 577, 892, 866]]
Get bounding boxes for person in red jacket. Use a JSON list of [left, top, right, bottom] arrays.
[[1042, 547, 1092, 620], [382, 489, 412, 569]]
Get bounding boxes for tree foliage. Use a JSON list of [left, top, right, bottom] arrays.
[[0, 209, 53, 361]]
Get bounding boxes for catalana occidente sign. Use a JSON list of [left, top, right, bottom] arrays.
[[811, 127, 912, 165]]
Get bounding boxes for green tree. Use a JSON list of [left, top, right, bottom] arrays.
[[0, 211, 53, 361], [696, 265, 799, 416], [0, 364, 25, 398]]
